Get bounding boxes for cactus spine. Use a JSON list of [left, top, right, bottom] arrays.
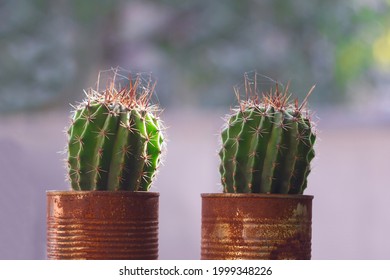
[[67, 73, 164, 191], [219, 77, 316, 194]]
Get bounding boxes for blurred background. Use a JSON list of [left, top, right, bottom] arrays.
[[1, 0, 390, 259]]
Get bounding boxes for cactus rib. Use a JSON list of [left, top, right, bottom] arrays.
[[67, 72, 164, 191], [219, 75, 316, 194]]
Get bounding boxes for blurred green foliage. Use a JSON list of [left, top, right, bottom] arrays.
[[1, 0, 389, 112]]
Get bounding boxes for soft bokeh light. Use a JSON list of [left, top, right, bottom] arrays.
[[373, 31, 390, 67]]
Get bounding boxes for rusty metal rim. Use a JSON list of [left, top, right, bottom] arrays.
[[46, 191, 159, 197], [201, 193, 313, 199]]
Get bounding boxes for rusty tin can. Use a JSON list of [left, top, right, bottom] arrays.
[[47, 191, 159, 260], [201, 193, 313, 260]]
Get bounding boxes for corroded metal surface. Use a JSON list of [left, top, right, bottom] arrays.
[[47, 191, 159, 260], [201, 194, 313, 260]]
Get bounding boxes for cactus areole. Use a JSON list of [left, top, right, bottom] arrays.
[[219, 78, 316, 194], [67, 74, 164, 191]]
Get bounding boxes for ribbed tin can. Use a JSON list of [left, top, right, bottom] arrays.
[[201, 194, 312, 260], [47, 191, 159, 260]]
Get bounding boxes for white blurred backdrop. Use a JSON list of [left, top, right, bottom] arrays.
[[0, 108, 389, 259]]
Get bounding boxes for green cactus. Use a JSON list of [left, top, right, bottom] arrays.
[[219, 76, 316, 194], [67, 73, 164, 191]]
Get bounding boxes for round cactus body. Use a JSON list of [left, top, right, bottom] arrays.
[[67, 74, 164, 191], [219, 81, 316, 194]]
